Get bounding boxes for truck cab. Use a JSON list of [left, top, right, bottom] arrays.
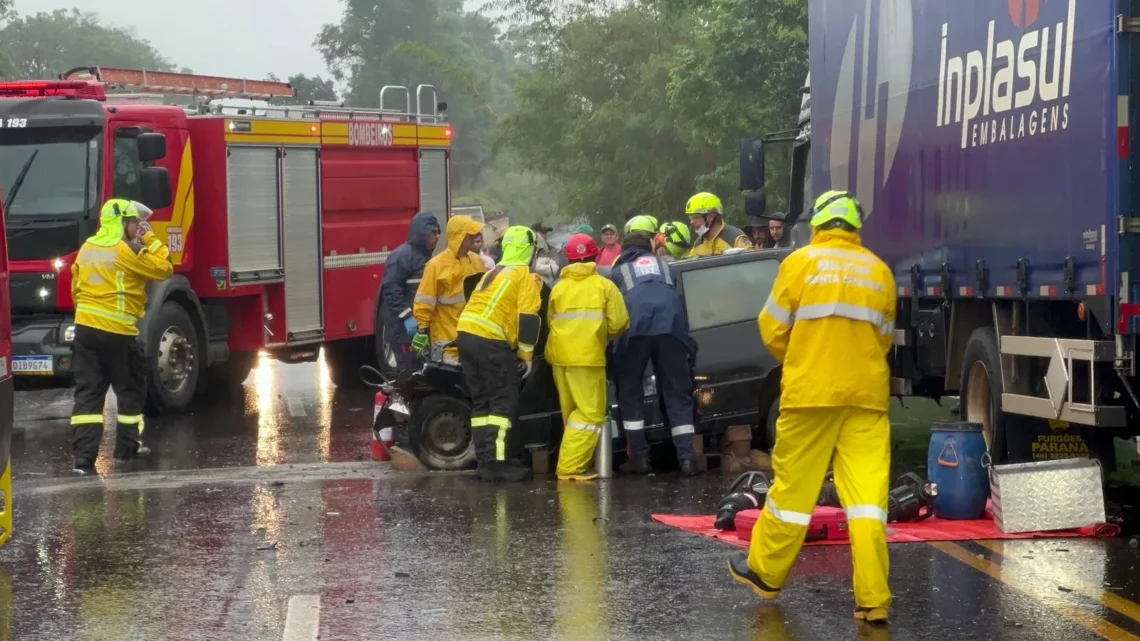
[[0, 80, 172, 379]]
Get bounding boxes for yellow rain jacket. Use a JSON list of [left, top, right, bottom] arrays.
[[758, 228, 896, 411], [458, 266, 544, 361], [686, 219, 752, 257], [72, 230, 173, 337], [546, 262, 629, 367], [414, 216, 488, 356]]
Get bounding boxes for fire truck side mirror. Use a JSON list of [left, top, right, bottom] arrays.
[[137, 133, 168, 163], [140, 167, 172, 210]]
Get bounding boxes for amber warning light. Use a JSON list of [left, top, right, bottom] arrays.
[[445, 126, 454, 140]]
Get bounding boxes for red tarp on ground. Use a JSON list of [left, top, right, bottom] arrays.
[[651, 511, 1119, 548]]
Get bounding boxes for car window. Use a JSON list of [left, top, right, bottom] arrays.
[[683, 259, 780, 330], [113, 136, 144, 203]]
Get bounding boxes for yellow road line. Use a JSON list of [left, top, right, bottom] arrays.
[[929, 541, 1139, 641], [977, 540, 1140, 625]]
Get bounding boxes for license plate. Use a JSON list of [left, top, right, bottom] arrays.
[[12, 356, 53, 375]]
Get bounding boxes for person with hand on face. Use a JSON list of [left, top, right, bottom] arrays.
[[412, 215, 489, 364], [597, 224, 623, 267], [548, 233, 629, 480], [457, 225, 545, 482], [379, 212, 441, 374], [611, 216, 701, 476], [684, 192, 752, 257], [749, 216, 771, 249], [69, 199, 173, 474]]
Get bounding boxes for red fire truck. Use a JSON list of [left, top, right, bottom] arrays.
[[0, 67, 453, 413]]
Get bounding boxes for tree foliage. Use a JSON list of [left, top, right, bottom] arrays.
[[0, 9, 173, 81], [267, 73, 338, 105]]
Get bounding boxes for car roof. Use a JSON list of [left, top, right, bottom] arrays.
[[669, 247, 795, 274]]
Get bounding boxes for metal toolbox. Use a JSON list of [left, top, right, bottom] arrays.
[[988, 457, 1105, 534]]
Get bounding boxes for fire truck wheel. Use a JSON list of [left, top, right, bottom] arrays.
[[374, 324, 398, 376], [147, 302, 201, 414], [960, 326, 1008, 463], [325, 338, 367, 389], [408, 394, 476, 471]]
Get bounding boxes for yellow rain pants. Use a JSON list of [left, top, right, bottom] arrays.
[[746, 406, 892, 609], [553, 365, 607, 477]]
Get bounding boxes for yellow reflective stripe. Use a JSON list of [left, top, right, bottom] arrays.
[[518, 344, 534, 353], [118, 414, 143, 424], [471, 416, 489, 427], [487, 415, 511, 461], [459, 313, 507, 340], [70, 414, 103, 425], [147, 240, 162, 253], [76, 304, 137, 324], [115, 270, 126, 314], [764, 497, 812, 526], [846, 505, 888, 523], [482, 277, 511, 319], [762, 295, 794, 326]]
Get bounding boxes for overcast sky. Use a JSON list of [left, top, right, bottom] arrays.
[[15, 0, 484, 80]]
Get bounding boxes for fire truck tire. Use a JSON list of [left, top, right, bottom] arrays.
[[325, 338, 367, 389], [146, 302, 201, 414], [374, 321, 398, 376], [408, 393, 476, 471], [959, 326, 1008, 463]]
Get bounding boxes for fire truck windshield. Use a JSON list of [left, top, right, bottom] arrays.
[[0, 127, 100, 218]]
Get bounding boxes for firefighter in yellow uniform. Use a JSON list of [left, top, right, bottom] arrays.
[[69, 199, 173, 474], [684, 192, 752, 257], [457, 225, 545, 483], [547, 233, 629, 480], [728, 191, 896, 625], [412, 215, 488, 363]]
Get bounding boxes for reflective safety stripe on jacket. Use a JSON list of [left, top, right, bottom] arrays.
[[546, 262, 630, 367], [413, 215, 489, 355], [758, 229, 897, 412], [71, 232, 173, 337], [457, 265, 544, 360]]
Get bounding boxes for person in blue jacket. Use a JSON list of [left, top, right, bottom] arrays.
[[379, 212, 441, 373], [610, 215, 700, 476]]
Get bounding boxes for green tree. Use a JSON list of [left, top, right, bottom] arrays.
[[0, 9, 174, 80], [266, 73, 338, 105]]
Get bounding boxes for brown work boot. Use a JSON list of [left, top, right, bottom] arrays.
[[854, 607, 889, 625]]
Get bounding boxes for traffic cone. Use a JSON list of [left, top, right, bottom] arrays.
[[371, 391, 394, 462]]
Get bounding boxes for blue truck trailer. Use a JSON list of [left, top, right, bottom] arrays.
[[742, 0, 1140, 463]]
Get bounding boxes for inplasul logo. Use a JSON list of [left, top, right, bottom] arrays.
[[828, 0, 914, 218], [938, 0, 1074, 149]]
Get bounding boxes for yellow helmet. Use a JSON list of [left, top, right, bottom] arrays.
[[659, 221, 693, 258], [685, 192, 723, 216], [810, 190, 864, 229], [624, 215, 659, 235]]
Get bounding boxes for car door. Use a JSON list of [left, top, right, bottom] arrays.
[[677, 252, 784, 434]]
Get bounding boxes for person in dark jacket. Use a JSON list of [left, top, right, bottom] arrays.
[[379, 212, 441, 373], [609, 215, 700, 476]]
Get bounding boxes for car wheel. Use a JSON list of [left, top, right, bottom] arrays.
[[147, 302, 201, 414], [325, 338, 369, 389], [408, 393, 475, 471], [763, 395, 780, 452]]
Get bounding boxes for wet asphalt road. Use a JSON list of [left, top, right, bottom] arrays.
[[5, 354, 1140, 640]]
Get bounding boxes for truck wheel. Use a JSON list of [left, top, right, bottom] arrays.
[[409, 393, 475, 471], [325, 338, 367, 389], [959, 327, 1007, 462], [147, 302, 200, 414], [374, 323, 398, 377]]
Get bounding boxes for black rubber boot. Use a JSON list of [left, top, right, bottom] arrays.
[[680, 459, 702, 477], [728, 552, 780, 600], [115, 446, 152, 462], [495, 460, 532, 483], [620, 456, 652, 475]]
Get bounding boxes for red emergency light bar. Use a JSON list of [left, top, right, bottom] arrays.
[[0, 80, 107, 100]]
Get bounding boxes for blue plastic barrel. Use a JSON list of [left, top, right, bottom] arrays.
[[927, 422, 989, 520]]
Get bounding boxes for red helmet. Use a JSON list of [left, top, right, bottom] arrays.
[[564, 233, 600, 261]]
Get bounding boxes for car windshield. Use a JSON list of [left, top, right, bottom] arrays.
[[0, 126, 100, 217], [683, 258, 781, 331]]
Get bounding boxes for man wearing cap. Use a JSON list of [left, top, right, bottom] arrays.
[[597, 224, 622, 267], [69, 198, 173, 474]]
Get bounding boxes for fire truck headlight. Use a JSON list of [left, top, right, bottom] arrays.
[[52, 258, 64, 271], [62, 325, 76, 343], [37, 287, 49, 300]]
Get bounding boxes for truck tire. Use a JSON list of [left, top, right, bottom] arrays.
[[374, 321, 398, 377], [408, 393, 475, 471], [147, 302, 201, 414], [325, 338, 367, 389], [959, 326, 1007, 462]]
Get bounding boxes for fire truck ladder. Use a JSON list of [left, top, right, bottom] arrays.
[[59, 66, 296, 100], [216, 85, 449, 125]]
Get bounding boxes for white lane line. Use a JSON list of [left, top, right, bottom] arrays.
[[287, 397, 307, 417], [282, 594, 320, 641]]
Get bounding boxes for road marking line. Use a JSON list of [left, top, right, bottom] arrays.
[[282, 594, 320, 641], [977, 540, 1140, 624], [929, 541, 1139, 641], [287, 397, 307, 417]]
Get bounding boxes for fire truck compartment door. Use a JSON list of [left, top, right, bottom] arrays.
[[281, 148, 323, 341], [421, 149, 450, 257], [227, 147, 283, 282]]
